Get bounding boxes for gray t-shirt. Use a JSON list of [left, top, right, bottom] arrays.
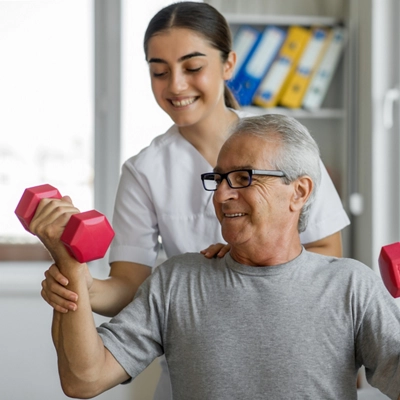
[[97, 249, 400, 400]]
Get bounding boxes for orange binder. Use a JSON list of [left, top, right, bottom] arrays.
[[279, 27, 330, 108], [253, 26, 311, 108]]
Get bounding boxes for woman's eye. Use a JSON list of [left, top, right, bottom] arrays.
[[150, 68, 168, 78], [187, 67, 202, 73], [152, 71, 167, 78]]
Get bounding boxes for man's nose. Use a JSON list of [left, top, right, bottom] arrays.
[[213, 178, 238, 202]]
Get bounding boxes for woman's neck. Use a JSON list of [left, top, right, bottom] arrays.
[[179, 107, 239, 167]]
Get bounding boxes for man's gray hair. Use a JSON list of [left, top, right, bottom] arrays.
[[229, 114, 321, 233]]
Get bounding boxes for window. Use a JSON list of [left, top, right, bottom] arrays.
[[0, 1, 93, 260]]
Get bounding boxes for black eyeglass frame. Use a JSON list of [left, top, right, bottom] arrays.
[[201, 169, 286, 191]]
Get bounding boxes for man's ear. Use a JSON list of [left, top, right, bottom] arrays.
[[290, 176, 313, 211], [223, 51, 237, 81]]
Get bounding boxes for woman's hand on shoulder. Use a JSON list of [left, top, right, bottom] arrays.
[[200, 243, 231, 258]]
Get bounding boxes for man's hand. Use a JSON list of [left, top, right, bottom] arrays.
[[29, 195, 80, 265]]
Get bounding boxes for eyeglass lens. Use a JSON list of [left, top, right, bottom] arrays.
[[203, 170, 252, 190]]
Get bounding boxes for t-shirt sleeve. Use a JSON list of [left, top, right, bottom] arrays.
[[109, 159, 160, 267], [355, 279, 400, 399], [97, 271, 165, 379], [300, 159, 350, 244]]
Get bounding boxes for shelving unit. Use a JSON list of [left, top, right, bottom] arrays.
[[226, 13, 347, 120], [205, 0, 354, 257]]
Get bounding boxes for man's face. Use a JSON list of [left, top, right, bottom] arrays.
[[212, 134, 295, 250]]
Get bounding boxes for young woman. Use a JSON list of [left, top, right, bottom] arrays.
[[41, 2, 350, 399]]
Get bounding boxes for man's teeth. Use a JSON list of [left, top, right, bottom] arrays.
[[225, 213, 245, 218], [171, 98, 195, 107]]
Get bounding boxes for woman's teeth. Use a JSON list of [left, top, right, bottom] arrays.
[[171, 97, 196, 107]]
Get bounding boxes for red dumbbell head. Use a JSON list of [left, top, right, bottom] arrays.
[[379, 242, 400, 298], [15, 184, 62, 232], [60, 210, 115, 263]]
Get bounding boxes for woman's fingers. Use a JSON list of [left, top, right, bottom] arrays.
[[200, 243, 231, 258], [41, 264, 79, 312]]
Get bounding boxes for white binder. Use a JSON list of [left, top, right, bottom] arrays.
[[302, 27, 346, 110]]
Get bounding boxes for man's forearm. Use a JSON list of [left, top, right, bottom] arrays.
[[51, 260, 109, 398]]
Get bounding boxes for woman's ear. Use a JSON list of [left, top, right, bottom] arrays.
[[223, 51, 237, 80], [290, 176, 313, 211]]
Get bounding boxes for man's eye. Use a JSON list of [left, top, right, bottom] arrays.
[[235, 173, 250, 185]]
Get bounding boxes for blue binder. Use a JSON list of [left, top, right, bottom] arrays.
[[230, 25, 261, 83], [228, 26, 287, 106]]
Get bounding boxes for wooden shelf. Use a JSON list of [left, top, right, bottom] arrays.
[[225, 14, 343, 27], [241, 106, 345, 119]]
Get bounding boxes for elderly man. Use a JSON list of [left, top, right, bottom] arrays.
[[31, 114, 400, 400]]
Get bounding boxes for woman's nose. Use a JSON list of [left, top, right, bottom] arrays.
[[169, 70, 188, 93]]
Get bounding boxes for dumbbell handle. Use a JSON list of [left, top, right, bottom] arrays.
[[15, 184, 115, 263]]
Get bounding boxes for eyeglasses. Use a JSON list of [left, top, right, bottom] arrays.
[[201, 169, 286, 191]]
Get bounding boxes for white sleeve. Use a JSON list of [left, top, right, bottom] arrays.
[[108, 159, 160, 267], [299, 159, 350, 244]]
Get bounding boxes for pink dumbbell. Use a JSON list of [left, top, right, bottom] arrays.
[[378, 242, 400, 297], [15, 184, 115, 263]]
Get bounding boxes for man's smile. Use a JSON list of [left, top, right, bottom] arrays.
[[224, 213, 246, 218]]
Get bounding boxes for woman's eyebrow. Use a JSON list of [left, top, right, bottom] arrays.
[[148, 51, 206, 64]]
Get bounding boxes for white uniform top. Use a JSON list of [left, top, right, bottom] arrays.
[[109, 110, 350, 266]]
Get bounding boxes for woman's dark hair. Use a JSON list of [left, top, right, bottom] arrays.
[[144, 1, 239, 110]]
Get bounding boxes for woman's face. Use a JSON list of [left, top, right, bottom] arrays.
[[146, 28, 235, 128]]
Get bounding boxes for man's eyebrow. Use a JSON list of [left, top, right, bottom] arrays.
[[148, 51, 206, 64], [213, 166, 253, 173]]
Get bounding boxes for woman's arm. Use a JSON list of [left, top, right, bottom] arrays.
[[91, 261, 151, 317], [303, 231, 343, 257]]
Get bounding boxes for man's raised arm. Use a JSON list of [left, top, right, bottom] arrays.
[[30, 196, 129, 398]]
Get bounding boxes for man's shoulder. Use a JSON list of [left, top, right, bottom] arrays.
[[305, 251, 379, 283], [147, 253, 222, 292], [159, 252, 215, 271]]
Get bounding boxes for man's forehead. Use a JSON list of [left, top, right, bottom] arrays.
[[216, 134, 271, 170]]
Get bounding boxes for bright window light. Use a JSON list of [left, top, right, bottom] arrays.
[[0, 0, 93, 243]]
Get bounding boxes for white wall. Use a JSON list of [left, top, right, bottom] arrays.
[[0, 262, 160, 400]]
